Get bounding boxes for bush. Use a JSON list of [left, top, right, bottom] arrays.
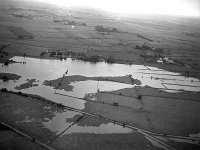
[[135, 45, 141, 49], [112, 28, 118, 32], [95, 25, 105, 32], [18, 91, 22, 95], [4, 61, 9, 66], [1, 88, 8, 92], [49, 52, 56, 57], [95, 25, 118, 33], [40, 52, 46, 57], [2, 76, 8, 82], [106, 56, 115, 64], [137, 94, 142, 100]]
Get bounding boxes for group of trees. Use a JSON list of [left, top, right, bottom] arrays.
[[135, 45, 163, 54], [95, 25, 118, 33], [135, 45, 152, 50], [0, 88, 8, 92]]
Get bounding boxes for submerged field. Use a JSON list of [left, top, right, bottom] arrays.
[[0, 0, 200, 150]]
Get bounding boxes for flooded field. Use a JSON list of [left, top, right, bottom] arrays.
[[0, 56, 200, 150], [43, 110, 132, 135], [0, 0, 200, 149], [1, 56, 200, 110]]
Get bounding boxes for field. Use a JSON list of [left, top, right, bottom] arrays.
[[0, 0, 200, 75], [0, 0, 200, 150]]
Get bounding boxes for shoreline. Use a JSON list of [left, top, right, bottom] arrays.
[[2, 53, 200, 80]]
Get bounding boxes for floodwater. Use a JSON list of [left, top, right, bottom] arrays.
[[43, 110, 132, 135], [0, 56, 200, 110], [1, 56, 200, 139], [58, 80, 135, 98]]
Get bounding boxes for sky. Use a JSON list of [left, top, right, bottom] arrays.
[[32, 0, 200, 17]]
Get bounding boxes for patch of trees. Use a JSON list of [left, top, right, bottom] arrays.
[[49, 51, 62, 57], [0, 88, 8, 92], [135, 45, 164, 55], [137, 94, 142, 100], [65, 51, 100, 63], [140, 54, 157, 62], [95, 25, 118, 33], [135, 45, 152, 50], [4, 61, 9, 66]]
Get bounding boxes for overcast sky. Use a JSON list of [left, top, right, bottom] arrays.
[[32, 0, 200, 17]]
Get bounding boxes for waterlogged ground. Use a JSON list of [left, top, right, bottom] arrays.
[[43, 110, 132, 135]]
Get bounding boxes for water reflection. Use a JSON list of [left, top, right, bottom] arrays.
[[43, 110, 132, 135]]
